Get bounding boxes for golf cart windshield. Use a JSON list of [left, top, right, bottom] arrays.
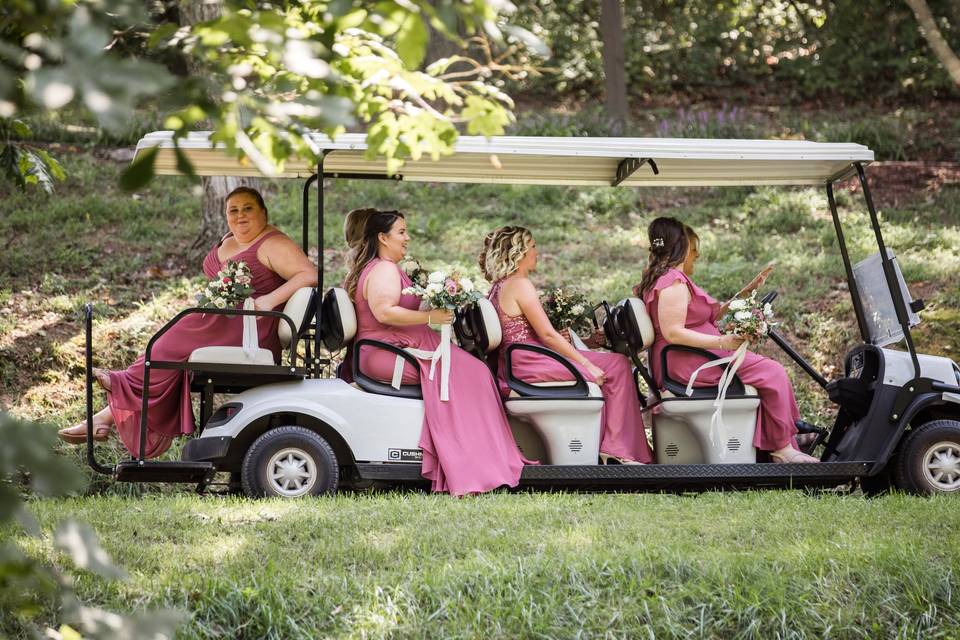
[[853, 250, 921, 347]]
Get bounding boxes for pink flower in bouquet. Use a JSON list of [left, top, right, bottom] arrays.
[[444, 279, 459, 295]]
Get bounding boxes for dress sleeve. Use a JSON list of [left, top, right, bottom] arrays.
[[642, 268, 720, 318]]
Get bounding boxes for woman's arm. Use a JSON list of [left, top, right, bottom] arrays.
[[659, 282, 744, 351], [366, 261, 451, 326], [256, 235, 319, 310], [511, 278, 607, 383]]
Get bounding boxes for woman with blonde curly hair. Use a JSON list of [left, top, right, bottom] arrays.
[[481, 226, 653, 464]]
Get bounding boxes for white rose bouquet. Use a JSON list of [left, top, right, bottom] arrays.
[[403, 269, 482, 311], [541, 287, 592, 334], [196, 260, 254, 309], [720, 290, 774, 342]]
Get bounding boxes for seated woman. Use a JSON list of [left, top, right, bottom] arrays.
[[480, 226, 654, 465], [344, 208, 533, 496], [636, 216, 817, 463], [58, 187, 318, 458]]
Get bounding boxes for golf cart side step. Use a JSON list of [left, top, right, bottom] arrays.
[[114, 461, 216, 484], [353, 461, 871, 484]]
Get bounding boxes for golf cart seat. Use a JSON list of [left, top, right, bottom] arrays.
[[188, 286, 316, 366], [319, 287, 423, 399], [457, 298, 604, 465], [610, 297, 760, 464]]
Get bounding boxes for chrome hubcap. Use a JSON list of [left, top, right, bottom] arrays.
[[266, 448, 317, 497], [922, 441, 960, 492]]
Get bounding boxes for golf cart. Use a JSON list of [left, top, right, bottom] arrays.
[[82, 132, 960, 497]]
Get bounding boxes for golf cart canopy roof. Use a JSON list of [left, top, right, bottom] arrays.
[[135, 131, 873, 187]]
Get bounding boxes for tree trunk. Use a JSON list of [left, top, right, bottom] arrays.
[[905, 0, 960, 87], [599, 0, 629, 134], [179, 0, 261, 258]]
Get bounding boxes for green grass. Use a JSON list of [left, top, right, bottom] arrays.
[[6, 491, 960, 638]]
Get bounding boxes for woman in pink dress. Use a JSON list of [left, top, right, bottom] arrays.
[[480, 226, 654, 465], [58, 187, 318, 458], [343, 209, 532, 496], [636, 216, 817, 463]]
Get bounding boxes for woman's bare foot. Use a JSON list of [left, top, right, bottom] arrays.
[[92, 368, 111, 392], [770, 446, 818, 463], [58, 421, 111, 444]]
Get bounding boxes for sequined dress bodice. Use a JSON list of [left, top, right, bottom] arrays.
[[488, 279, 537, 345]]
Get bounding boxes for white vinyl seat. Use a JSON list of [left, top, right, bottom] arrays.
[[611, 297, 760, 464], [460, 298, 605, 465], [188, 286, 315, 366]]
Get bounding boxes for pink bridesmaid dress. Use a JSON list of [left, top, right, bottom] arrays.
[[488, 280, 654, 463], [353, 258, 533, 496], [643, 267, 799, 451], [107, 231, 286, 458]]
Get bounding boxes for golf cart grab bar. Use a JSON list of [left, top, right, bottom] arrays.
[[351, 338, 423, 400], [504, 343, 591, 399], [136, 307, 301, 460]]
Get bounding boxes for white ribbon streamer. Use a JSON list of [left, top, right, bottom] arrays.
[[684, 341, 749, 459], [241, 297, 260, 361], [568, 328, 590, 351], [390, 323, 453, 401]]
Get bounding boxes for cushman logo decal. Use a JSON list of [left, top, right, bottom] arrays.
[[387, 448, 423, 462]]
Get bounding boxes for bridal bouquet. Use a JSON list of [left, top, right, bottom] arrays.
[[402, 268, 483, 402], [720, 291, 774, 342], [402, 269, 482, 311], [196, 260, 254, 309], [541, 287, 592, 334], [400, 256, 428, 287]]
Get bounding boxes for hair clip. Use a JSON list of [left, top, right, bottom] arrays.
[[652, 238, 665, 248]]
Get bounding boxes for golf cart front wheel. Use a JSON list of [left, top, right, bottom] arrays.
[[894, 420, 960, 495], [241, 426, 339, 498]]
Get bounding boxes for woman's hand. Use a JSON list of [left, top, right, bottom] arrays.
[[253, 295, 275, 312], [718, 333, 746, 351], [428, 309, 454, 325], [585, 362, 606, 385]]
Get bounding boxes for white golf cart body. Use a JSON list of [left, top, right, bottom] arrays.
[[79, 132, 960, 496]]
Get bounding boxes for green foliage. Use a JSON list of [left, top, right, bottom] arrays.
[[0, 413, 183, 637], [1, 0, 548, 190], [508, 0, 960, 102]]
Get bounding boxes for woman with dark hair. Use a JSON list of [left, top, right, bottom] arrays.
[[637, 216, 817, 463], [58, 187, 318, 457], [343, 208, 532, 496]]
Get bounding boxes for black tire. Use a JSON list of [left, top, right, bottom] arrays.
[[893, 420, 960, 495], [859, 465, 893, 497], [241, 426, 339, 498]]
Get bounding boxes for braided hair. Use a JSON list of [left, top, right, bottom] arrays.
[[634, 217, 693, 297]]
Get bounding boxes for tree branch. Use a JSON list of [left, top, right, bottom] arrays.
[[905, 0, 960, 87]]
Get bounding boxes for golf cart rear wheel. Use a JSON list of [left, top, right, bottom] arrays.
[[241, 426, 339, 498], [894, 420, 960, 495]]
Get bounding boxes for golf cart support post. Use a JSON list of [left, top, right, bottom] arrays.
[[81, 132, 960, 492]]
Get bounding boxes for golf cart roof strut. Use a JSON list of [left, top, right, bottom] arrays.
[[854, 162, 921, 378]]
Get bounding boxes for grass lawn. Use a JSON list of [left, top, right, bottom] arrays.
[[6, 491, 960, 638], [1, 116, 959, 637]]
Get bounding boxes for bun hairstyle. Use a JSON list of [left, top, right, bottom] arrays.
[[343, 208, 405, 297], [634, 217, 694, 297], [225, 186, 268, 221], [478, 225, 534, 282]]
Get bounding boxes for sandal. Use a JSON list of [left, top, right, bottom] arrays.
[[92, 368, 112, 392], [57, 421, 111, 444], [770, 448, 819, 464], [599, 453, 645, 465]]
